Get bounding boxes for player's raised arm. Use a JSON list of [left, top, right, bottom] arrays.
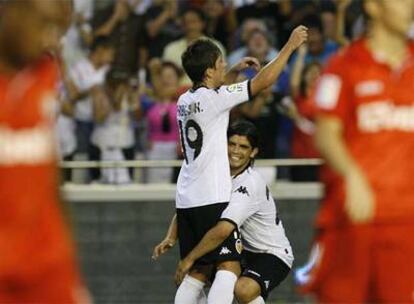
[[250, 25, 308, 96], [224, 57, 261, 85]]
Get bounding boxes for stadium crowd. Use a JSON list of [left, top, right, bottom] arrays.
[[57, 0, 368, 184]]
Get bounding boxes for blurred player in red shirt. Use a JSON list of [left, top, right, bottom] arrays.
[[0, 1, 90, 303], [296, 0, 414, 302]]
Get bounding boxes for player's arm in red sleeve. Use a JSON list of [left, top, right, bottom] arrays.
[[313, 55, 374, 223]]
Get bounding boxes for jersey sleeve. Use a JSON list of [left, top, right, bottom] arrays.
[[311, 54, 352, 122], [221, 180, 259, 227], [214, 80, 252, 113]]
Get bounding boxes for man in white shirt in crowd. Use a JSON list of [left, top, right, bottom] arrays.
[[157, 25, 306, 304], [66, 36, 115, 181]]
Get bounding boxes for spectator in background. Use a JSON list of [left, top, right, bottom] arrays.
[[61, 0, 94, 66], [298, 13, 339, 65], [235, 0, 291, 48], [145, 59, 184, 183], [202, 0, 237, 51], [233, 18, 267, 50], [288, 45, 321, 181], [91, 72, 140, 184], [228, 28, 278, 72], [67, 37, 115, 181], [56, 90, 77, 183], [93, 0, 148, 77], [145, 0, 181, 59], [163, 7, 226, 85]]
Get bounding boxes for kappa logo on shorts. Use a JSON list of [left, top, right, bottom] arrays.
[[264, 280, 270, 290], [235, 186, 249, 196], [219, 247, 232, 255]]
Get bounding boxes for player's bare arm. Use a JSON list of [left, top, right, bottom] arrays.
[[224, 57, 261, 84], [152, 214, 178, 260], [174, 220, 235, 285], [250, 25, 308, 96], [314, 116, 375, 223]]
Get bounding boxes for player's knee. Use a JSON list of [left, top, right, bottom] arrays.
[[216, 260, 241, 276], [234, 278, 260, 303]]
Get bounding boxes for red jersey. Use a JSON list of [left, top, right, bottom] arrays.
[[291, 95, 320, 158], [313, 38, 414, 227], [0, 56, 77, 280]]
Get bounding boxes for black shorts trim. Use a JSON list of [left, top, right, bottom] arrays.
[[177, 202, 242, 267], [241, 251, 290, 300]]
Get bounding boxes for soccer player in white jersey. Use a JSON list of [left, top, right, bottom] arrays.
[[170, 26, 307, 304], [154, 120, 294, 304]]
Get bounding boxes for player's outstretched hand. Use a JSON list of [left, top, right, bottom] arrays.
[[175, 257, 194, 286], [152, 238, 176, 261], [345, 166, 375, 223], [287, 25, 308, 50], [235, 57, 261, 72]]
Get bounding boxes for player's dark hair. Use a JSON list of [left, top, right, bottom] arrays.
[[91, 36, 115, 52], [228, 120, 259, 150], [181, 38, 222, 88]]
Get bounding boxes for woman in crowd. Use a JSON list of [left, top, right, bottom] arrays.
[[145, 59, 187, 183]]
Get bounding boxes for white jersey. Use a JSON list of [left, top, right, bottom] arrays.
[[221, 167, 294, 268], [176, 81, 251, 208]]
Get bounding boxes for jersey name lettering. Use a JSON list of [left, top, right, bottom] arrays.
[[177, 102, 203, 118]]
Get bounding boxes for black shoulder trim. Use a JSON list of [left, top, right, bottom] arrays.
[[247, 80, 252, 100]]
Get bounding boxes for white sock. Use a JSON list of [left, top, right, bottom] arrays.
[[175, 275, 205, 304], [197, 288, 208, 304], [247, 296, 265, 304], [207, 270, 238, 304]]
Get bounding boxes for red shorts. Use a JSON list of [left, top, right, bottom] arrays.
[[0, 262, 91, 304], [299, 223, 414, 303]]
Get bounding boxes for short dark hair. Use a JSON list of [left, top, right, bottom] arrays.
[[228, 120, 259, 150], [91, 36, 114, 52], [181, 38, 222, 86]]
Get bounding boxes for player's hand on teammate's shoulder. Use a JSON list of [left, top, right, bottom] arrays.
[[287, 25, 308, 50], [345, 166, 375, 223], [175, 257, 195, 286], [151, 238, 176, 261]]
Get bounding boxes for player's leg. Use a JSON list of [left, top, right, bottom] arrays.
[[307, 226, 371, 303], [236, 251, 290, 304], [208, 260, 240, 304], [207, 229, 243, 304], [234, 277, 262, 303], [175, 269, 209, 304], [373, 223, 414, 303]]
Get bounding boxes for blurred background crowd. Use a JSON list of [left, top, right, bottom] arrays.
[[57, 0, 373, 184]]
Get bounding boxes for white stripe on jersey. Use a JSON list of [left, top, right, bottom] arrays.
[[221, 167, 294, 268], [176, 80, 250, 208]]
